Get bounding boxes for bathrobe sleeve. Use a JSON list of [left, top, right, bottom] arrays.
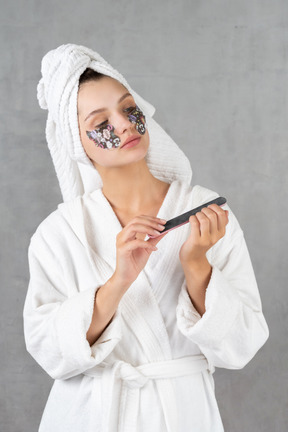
[[23, 214, 122, 381], [176, 199, 269, 370]]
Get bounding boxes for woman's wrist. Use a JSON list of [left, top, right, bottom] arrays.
[[110, 271, 133, 293], [180, 256, 212, 316], [180, 255, 211, 277]]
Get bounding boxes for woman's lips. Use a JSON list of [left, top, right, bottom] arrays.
[[121, 137, 141, 149]]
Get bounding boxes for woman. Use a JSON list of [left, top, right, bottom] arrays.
[[23, 44, 269, 432]]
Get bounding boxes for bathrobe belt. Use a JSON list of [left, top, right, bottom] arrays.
[[83, 354, 213, 432]]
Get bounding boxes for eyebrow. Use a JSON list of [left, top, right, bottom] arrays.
[[84, 92, 132, 122]]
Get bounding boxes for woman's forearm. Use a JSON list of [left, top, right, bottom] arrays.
[[180, 257, 212, 316], [86, 273, 131, 346]]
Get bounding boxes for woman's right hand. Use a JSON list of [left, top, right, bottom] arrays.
[[114, 215, 168, 288]]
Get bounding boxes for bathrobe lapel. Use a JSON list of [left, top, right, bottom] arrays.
[[62, 179, 193, 363], [57, 179, 201, 432]]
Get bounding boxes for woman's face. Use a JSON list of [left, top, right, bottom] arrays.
[[77, 76, 150, 169]]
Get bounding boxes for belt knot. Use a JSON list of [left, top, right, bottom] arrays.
[[117, 362, 149, 389]]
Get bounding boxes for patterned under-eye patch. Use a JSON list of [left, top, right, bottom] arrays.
[[86, 124, 121, 149], [86, 104, 146, 149], [127, 105, 146, 135]]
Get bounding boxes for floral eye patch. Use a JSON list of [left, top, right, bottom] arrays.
[[86, 124, 121, 149], [86, 104, 146, 150], [127, 105, 146, 135]]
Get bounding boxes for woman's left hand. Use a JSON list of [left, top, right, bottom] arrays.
[[179, 204, 229, 265]]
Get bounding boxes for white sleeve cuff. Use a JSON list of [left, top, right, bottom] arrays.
[[55, 286, 122, 370], [176, 266, 241, 348], [176, 277, 202, 325]]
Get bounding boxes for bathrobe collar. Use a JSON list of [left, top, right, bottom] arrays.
[[59, 178, 192, 362]]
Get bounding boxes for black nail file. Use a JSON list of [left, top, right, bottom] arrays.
[[148, 196, 227, 238]]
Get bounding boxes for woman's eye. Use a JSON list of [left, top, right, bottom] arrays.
[[95, 120, 108, 128], [93, 106, 135, 128], [124, 106, 136, 113]]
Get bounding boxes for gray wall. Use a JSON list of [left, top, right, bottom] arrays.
[[1, 1, 287, 431]]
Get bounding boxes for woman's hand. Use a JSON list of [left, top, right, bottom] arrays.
[[179, 204, 229, 266], [114, 215, 168, 287]]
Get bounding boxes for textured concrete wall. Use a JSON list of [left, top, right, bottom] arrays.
[[1, 1, 287, 431]]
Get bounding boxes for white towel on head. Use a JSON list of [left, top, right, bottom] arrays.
[[37, 43, 192, 202]]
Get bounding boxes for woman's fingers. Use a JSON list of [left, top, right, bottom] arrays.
[[147, 230, 169, 246], [133, 215, 167, 224], [118, 206, 228, 252], [188, 204, 229, 246], [123, 238, 158, 252], [207, 204, 229, 233], [125, 223, 165, 241], [195, 211, 211, 237], [118, 216, 166, 243], [126, 215, 166, 226], [201, 208, 218, 232]]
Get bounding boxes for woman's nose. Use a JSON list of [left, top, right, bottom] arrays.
[[113, 111, 133, 135]]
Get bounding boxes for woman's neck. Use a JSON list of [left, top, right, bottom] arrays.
[[97, 160, 169, 215]]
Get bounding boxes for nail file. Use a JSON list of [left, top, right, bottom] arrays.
[[148, 196, 227, 238]]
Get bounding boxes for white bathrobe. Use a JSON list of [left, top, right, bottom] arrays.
[[23, 179, 269, 432]]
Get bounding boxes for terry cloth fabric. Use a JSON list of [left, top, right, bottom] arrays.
[[23, 179, 269, 432], [37, 43, 192, 202]]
